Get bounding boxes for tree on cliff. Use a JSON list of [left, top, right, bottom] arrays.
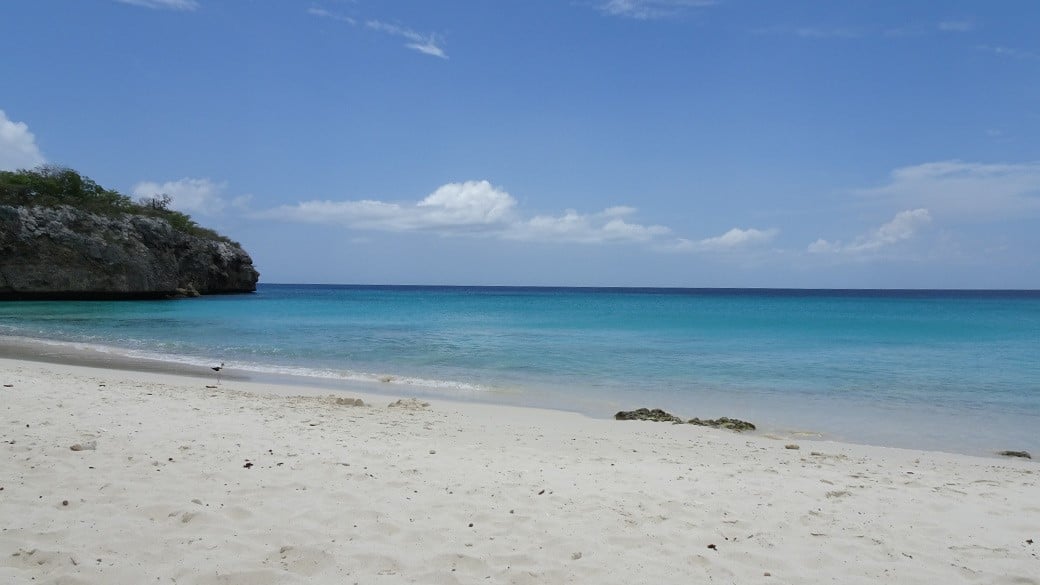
[[0, 165, 231, 243]]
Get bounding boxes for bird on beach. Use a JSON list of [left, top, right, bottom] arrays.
[[212, 362, 224, 384]]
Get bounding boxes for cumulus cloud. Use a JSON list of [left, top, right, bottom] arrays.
[[808, 209, 932, 254], [258, 181, 684, 246], [131, 177, 232, 216], [860, 160, 1040, 220], [114, 0, 199, 10], [366, 20, 447, 59], [266, 181, 513, 233], [599, 0, 716, 19], [0, 110, 46, 171], [669, 227, 779, 252]]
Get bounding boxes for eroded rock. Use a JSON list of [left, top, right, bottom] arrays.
[[614, 408, 683, 423], [999, 450, 1032, 459], [615, 407, 756, 431], [688, 417, 756, 431]]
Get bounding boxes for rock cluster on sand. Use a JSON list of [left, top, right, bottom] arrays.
[[999, 450, 1032, 459], [688, 416, 757, 432], [614, 408, 683, 423], [614, 408, 756, 431]]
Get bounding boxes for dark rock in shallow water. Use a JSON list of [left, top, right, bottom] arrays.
[[614, 408, 683, 423], [688, 417, 756, 432], [998, 450, 1032, 459], [0, 205, 258, 299]]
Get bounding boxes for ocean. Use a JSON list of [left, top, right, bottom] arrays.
[[2, 284, 1038, 456]]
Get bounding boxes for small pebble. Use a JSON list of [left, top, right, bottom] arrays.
[[785, 444, 800, 450], [62, 500, 69, 506]]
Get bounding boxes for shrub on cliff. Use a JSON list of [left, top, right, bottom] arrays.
[[0, 165, 232, 244]]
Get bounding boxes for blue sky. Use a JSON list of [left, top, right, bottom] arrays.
[[2, 0, 1039, 287]]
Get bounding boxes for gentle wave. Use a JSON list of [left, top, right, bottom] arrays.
[[3, 334, 497, 396]]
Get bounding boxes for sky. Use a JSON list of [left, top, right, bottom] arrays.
[[2, 0, 1039, 288]]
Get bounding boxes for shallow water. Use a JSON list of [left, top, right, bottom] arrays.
[[2, 284, 1038, 455]]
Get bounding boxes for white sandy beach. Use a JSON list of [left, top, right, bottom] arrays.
[[1, 356, 1037, 584]]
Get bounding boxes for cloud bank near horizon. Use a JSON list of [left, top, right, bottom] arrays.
[[256, 180, 774, 252]]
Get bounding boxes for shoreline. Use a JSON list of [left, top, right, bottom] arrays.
[[2, 355, 1037, 583], [1, 333, 1036, 459]]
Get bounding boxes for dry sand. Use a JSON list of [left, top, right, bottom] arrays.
[[0, 357, 1037, 584]]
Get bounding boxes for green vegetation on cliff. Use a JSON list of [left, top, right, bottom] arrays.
[[0, 165, 231, 243]]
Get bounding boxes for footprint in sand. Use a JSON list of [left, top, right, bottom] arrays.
[[264, 545, 336, 576]]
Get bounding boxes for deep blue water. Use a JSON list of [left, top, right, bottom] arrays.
[[2, 284, 1038, 455]]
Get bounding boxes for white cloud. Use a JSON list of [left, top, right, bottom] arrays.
[[308, 7, 356, 25], [366, 20, 447, 59], [860, 160, 1040, 220], [599, 0, 716, 19], [809, 209, 932, 254], [669, 227, 778, 252], [264, 180, 514, 233], [132, 177, 229, 215], [259, 181, 683, 246], [0, 110, 46, 171], [115, 0, 199, 10], [508, 208, 672, 244]]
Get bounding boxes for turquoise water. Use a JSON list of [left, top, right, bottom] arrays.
[[2, 284, 1039, 455]]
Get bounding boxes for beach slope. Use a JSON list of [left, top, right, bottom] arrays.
[[1, 358, 1036, 584]]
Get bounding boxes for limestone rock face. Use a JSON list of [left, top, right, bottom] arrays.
[[0, 205, 259, 299]]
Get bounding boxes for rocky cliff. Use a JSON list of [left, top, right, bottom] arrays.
[[0, 204, 259, 300]]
